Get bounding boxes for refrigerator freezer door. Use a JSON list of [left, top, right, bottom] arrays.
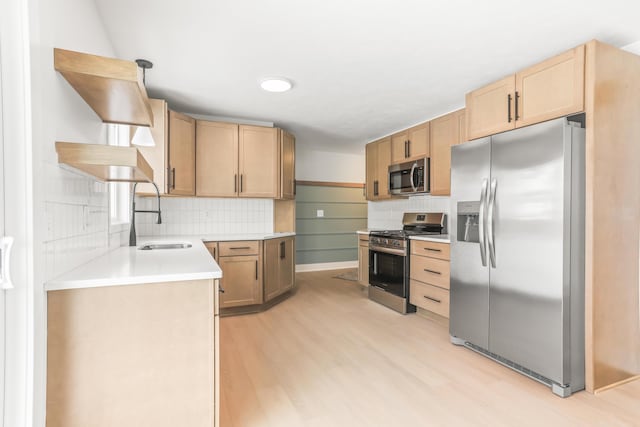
[[488, 118, 569, 383], [450, 138, 491, 348]]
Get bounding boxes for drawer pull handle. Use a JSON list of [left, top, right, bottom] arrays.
[[230, 246, 251, 250], [424, 269, 442, 275], [424, 248, 441, 252], [423, 295, 442, 304]]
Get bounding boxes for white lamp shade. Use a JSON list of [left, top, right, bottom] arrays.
[[131, 126, 155, 147]]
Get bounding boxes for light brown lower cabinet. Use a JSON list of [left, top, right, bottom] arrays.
[[46, 279, 219, 427], [358, 234, 369, 285], [264, 236, 295, 302], [218, 241, 262, 308], [409, 240, 450, 318]]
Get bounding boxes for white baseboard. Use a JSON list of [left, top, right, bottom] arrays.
[[296, 261, 358, 273]]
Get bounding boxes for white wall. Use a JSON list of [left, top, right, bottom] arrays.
[[296, 145, 365, 182], [28, 0, 122, 425], [135, 197, 273, 237]]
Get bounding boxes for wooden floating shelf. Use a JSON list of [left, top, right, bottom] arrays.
[[54, 48, 154, 127], [55, 142, 154, 183]]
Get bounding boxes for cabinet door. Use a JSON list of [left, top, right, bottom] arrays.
[[430, 111, 458, 196], [280, 130, 296, 199], [457, 109, 467, 145], [390, 131, 408, 164], [279, 238, 295, 293], [196, 121, 238, 197], [358, 243, 369, 285], [466, 75, 515, 140], [365, 142, 378, 200], [239, 125, 279, 198], [263, 239, 281, 301], [407, 122, 430, 159], [135, 98, 168, 195], [376, 137, 391, 200], [219, 255, 262, 308], [168, 110, 196, 195], [515, 45, 585, 128]]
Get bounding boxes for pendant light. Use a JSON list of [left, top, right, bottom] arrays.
[[132, 58, 155, 147]]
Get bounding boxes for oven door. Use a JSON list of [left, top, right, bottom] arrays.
[[369, 247, 406, 298]]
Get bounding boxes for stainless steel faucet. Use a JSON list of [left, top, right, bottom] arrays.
[[129, 182, 162, 246]]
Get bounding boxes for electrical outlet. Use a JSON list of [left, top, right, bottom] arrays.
[[316, 209, 324, 218]]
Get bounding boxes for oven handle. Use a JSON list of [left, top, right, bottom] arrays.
[[369, 246, 406, 257]]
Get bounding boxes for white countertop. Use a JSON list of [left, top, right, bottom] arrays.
[[357, 229, 380, 235], [200, 232, 296, 242], [409, 235, 450, 243], [45, 237, 222, 292]]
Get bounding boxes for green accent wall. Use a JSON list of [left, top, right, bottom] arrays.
[[295, 185, 367, 265]]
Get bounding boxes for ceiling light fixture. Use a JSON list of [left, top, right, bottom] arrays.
[[132, 58, 155, 147], [260, 77, 293, 93]]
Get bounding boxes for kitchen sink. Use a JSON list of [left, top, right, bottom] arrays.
[[138, 242, 193, 251]]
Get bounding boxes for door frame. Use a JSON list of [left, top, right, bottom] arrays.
[[1, 0, 35, 426]]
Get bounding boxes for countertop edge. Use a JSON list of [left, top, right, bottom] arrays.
[[409, 236, 451, 243], [45, 271, 222, 292]]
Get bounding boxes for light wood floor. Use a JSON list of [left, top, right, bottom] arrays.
[[220, 270, 640, 427]]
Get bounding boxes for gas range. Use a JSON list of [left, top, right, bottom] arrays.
[[368, 212, 446, 314]]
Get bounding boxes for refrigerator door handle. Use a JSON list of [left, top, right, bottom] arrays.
[[487, 178, 497, 268], [479, 179, 488, 267]]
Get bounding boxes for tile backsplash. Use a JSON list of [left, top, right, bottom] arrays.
[[134, 197, 274, 237], [43, 163, 126, 280], [368, 194, 450, 230]]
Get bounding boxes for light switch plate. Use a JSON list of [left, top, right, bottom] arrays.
[[316, 209, 324, 218]]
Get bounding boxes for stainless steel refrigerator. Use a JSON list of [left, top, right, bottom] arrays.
[[449, 116, 585, 397]]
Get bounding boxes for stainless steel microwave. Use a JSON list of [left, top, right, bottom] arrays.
[[388, 158, 430, 195]]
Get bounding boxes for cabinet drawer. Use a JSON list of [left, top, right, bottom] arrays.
[[410, 255, 450, 289], [410, 240, 450, 260], [358, 234, 370, 243], [410, 279, 449, 318], [219, 241, 260, 256]]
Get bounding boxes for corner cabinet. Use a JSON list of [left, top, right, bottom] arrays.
[[365, 137, 391, 201], [466, 45, 585, 140], [264, 236, 295, 302], [279, 130, 296, 200]]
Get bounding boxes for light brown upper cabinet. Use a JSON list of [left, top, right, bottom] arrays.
[[365, 137, 391, 201], [195, 122, 293, 199], [466, 45, 585, 140], [457, 109, 467, 144], [135, 98, 169, 195], [279, 130, 296, 200], [196, 121, 239, 197], [515, 45, 585, 128], [430, 109, 463, 196], [239, 125, 279, 198], [134, 103, 196, 197], [466, 75, 516, 140], [168, 111, 196, 195], [390, 122, 430, 164]]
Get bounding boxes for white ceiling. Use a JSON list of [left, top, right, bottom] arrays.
[[94, 0, 640, 154]]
